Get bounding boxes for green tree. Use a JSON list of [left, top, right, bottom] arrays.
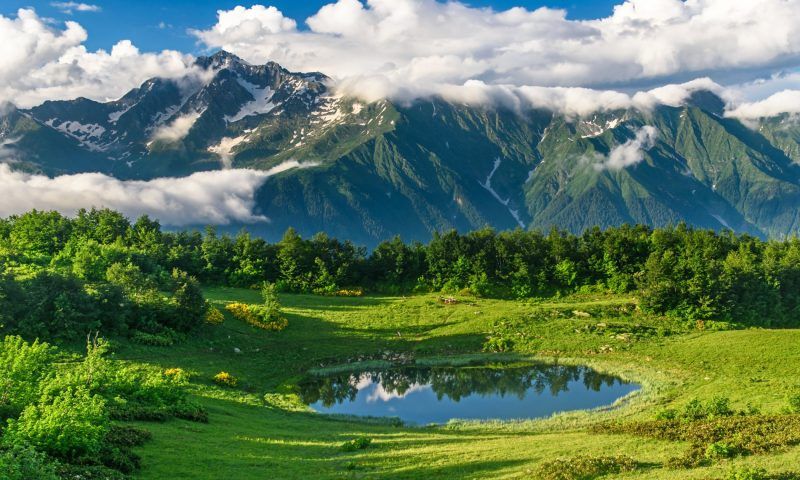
[[9, 210, 71, 259], [169, 269, 207, 332]]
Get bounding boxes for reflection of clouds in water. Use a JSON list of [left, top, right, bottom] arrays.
[[351, 373, 432, 403], [366, 383, 430, 403], [353, 374, 373, 390]]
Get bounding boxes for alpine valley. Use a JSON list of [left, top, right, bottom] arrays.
[[3, 50, 800, 245]]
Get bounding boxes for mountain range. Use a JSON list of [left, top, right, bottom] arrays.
[[3, 51, 800, 245]]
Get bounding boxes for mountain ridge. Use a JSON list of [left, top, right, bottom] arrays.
[[3, 51, 800, 245]]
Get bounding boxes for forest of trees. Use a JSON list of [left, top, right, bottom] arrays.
[[2, 208, 800, 343]]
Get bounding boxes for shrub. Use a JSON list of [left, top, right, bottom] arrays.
[[655, 408, 679, 421], [104, 425, 153, 447], [213, 372, 238, 388], [331, 288, 364, 297], [204, 305, 225, 325], [57, 464, 126, 480], [787, 391, 800, 413], [225, 302, 257, 324], [107, 404, 170, 422], [679, 397, 735, 422], [705, 441, 734, 460], [483, 336, 514, 353], [171, 400, 209, 423], [225, 302, 287, 331], [0, 336, 54, 414], [341, 436, 372, 452], [596, 414, 800, 467], [727, 467, 769, 480], [0, 445, 59, 480], [535, 455, 639, 480], [130, 330, 175, 346], [163, 368, 191, 382], [705, 396, 735, 419], [168, 269, 208, 332], [4, 387, 109, 461]]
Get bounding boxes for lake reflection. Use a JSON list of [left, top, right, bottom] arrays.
[[299, 363, 638, 425]]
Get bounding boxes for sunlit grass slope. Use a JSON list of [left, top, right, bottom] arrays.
[[113, 289, 800, 479]]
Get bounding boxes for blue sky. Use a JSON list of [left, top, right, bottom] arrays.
[[2, 1, 618, 52]]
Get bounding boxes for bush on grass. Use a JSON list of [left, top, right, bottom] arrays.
[[535, 455, 639, 480], [341, 436, 372, 452]]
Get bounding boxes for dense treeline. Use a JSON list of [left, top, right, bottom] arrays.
[[2, 209, 800, 338], [0, 210, 209, 341]]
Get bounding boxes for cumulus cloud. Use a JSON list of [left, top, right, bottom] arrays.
[[724, 72, 800, 120], [193, 0, 800, 93], [3, 2, 800, 121], [593, 126, 658, 171], [0, 162, 318, 226], [0, 8, 199, 108], [150, 112, 202, 143], [51, 2, 101, 14], [725, 90, 800, 121]]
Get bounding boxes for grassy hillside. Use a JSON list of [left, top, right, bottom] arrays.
[[107, 289, 800, 479]]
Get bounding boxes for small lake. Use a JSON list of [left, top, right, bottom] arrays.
[[298, 363, 639, 425]]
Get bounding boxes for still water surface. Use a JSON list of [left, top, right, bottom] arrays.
[[299, 363, 639, 425]]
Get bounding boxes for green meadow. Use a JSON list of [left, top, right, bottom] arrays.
[[112, 289, 800, 480]]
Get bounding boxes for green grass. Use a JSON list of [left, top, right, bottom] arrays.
[[112, 289, 800, 479]]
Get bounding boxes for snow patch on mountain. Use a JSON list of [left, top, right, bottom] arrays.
[[480, 158, 525, 228], [46, 119, 109, 151], [580, 116, 622, 138], [108, 106, 133, 124], [312, 95, 346, 126], [151, 105, 181, 128], [711, 213, 732, 230], [226, 79, 276, 123], [208, 134, 249, 169]]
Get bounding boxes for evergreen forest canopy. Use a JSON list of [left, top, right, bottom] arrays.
[[1, 208, 800, 343]]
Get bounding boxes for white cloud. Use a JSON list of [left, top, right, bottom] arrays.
[[193, 1, 800, 94], [0, 137, 20, 164], [0, 162, 318, 226], [593, 126, 658, 171], [723, 72, 800, 120], [0, 9, 199, 108], [726, 90, 800, 121], [51, 2, 101, 14], [3, 2, 800, 120], [366, 382, 430, 403], [151, 111, 202, 143], [343, 77, 726, 117], [192, 5, 297, 45]]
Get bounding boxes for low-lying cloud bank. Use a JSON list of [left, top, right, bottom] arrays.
[[0, 162, 316, 226], [342, 77, 728, 118]]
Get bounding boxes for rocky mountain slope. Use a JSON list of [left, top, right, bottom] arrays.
[[3, 51, 800, 244]]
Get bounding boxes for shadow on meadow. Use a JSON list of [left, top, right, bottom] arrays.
[[115, 294, 489, 394], [134, 394, 534, 480]]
